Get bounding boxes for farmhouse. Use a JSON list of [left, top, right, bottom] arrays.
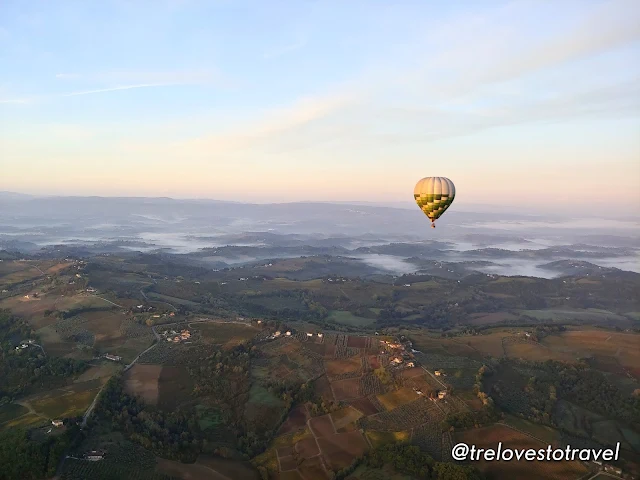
[[104, 354, 122, 362], [85, 450, 105, 461], [306, 333, 313, 337], [604, 465, 622, 475], [317, 333, 323, 338], [406, 362, 415, 368], [435, 370, 443, 376], [52, 420, 64, 427], [438, 390, 447, 399], [285, 331, 291, 336], [86, 287, 96, 293], [392, 357, 403, 365]]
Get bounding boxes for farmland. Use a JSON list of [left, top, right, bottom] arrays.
[[194, 320, 261, 347], [377, 388, 419, 411], [0, 251, 639, 479], [123, 364, 162, 405], [155, 456, 259, 480], [454, 424, 588, 480]]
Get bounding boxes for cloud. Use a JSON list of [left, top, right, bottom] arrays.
[[124, 88, 361, 157], [0, 97, 32, 105], [3, 69, 229, 105], [55, 73, 80, 79], [61, 83, 176, 97], [467, 0, 640, 87], [396, 0, 640, 100], [54, 69, 224, 85], [263, 39, 307, 60]]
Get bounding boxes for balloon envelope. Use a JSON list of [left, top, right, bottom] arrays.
[[414, 177, 456, 223]]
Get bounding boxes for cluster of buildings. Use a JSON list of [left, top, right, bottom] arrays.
[[381, 338, 416, 369], [14, 339, 34, 351], [103, 354, 121, 362], [267, 330, 292, 340], [161, 329, 191, 343], [135, 305, 154, 312]]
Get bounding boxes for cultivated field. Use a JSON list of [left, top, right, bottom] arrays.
[[123, 364, 163, 405], [365, 430, 410, 449], [542, 328, 640, 371], [156, 456, 259, 480], [454, 424, 588, 480], [376, 388, 419, 411], [195, 321, 260, 348], [30, 380, 102, 419]]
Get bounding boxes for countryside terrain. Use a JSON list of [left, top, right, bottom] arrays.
[[0, 250, 638, 480]]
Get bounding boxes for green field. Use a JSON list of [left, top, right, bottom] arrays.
[[31, 385, 101, 419], [328, 310, 375, 327], [350, 465, 414, 480], [146, 291, 199, 306], [0, 403, 29, 424], [1, 413, 46, 430], [502, 415, 561, 444], [248, 385, 284, 408], [365, 430, 411, 448], [195, 321, 260, 346]]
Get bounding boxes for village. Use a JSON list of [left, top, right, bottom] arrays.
[[158, 327, 192, 343], [380, 335, 449, 401]]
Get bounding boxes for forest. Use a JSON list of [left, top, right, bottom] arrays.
[[0, 310, 87, 402]]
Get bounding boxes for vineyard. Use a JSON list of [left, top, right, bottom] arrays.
[[138, 342, 209, 365], [55, 314, 91, 339], [72, 329, 95, 346], [413, 352, 482, 371], [332, 378, 361, 400], [359, 374, 384, 396], [334, 345, 360, 359], [412, 420, 444, 460], [329, 370, 362, 381], [361, 397, 443, 431], [436, 394, 470, 416], [441, 432, 453, 462], [120, 318, 155, 340], [503, 336, 542, 347]]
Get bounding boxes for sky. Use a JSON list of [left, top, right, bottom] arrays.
[[1, 0, 639, 215]]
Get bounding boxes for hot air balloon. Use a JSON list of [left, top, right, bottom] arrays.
[[414, 177, 455, 228]]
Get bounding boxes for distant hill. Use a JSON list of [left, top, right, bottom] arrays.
[[539, 260, 618, 276]]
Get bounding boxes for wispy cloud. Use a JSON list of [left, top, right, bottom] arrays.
[[263, 39, 307, 60], [54, 69, 224, 85], [61, 83, 176, 97], [0, 97, 32, 105], [54, 73, 80, 79], [2, 69, 229, 105]]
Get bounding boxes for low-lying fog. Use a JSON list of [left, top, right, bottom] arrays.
[[1, 194, 638, 278]]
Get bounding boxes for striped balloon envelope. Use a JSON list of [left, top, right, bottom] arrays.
[[413, 177, 456, 228]]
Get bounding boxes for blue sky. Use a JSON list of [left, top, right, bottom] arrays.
[[1, 0, 639, 214]]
